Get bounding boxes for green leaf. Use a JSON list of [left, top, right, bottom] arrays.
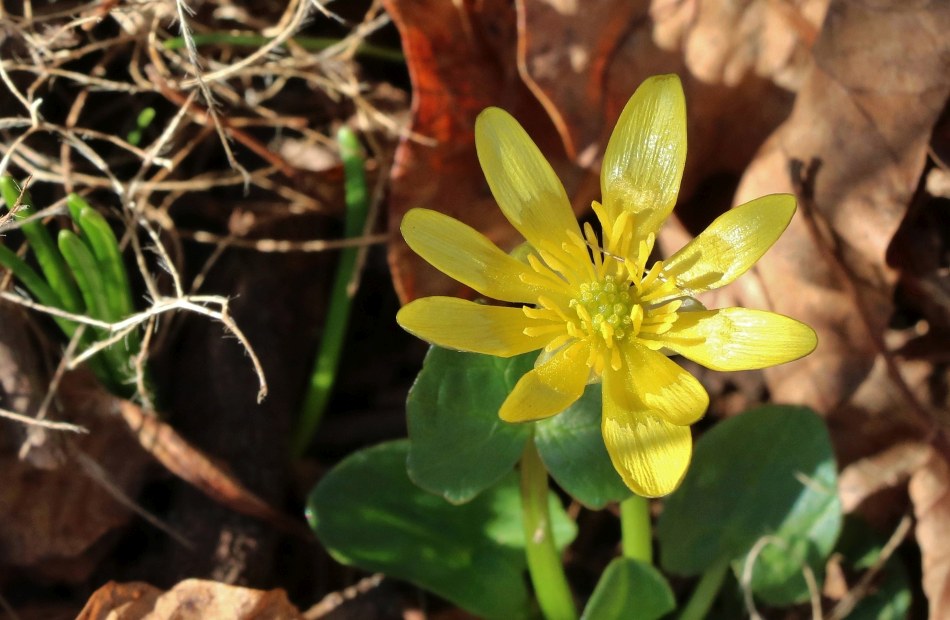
[[0, 176, 84, 312], [307, 440, 576, 620], [580, 558, 675, 620], [406, 346, 535, 503], [58, 229, 112, 322], [657, 406, 841, 605], [535, 383, 631, 508], [834, 517, 911, 620], [68, 195, 134, 321]]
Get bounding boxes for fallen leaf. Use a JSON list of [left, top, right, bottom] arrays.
[[650, 0, 828, 89], [387, 0, 799, 300], [385, 0, 553, 301], [909, 453, 950, 619], [76, 579, 304, 620], [730, 0, 950, 414], [0, 369, 148, 581]]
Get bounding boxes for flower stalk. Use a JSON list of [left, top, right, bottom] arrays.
[[619, 495, 652, 564], [520, 437, 576, 620]]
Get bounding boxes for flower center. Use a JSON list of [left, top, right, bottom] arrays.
[[520, 204, 693, 374], [569, 275, 637, 343]]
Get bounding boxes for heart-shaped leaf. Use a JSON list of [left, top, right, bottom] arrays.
[[657, 406, 841, 605], [406, 346, 534, 503]]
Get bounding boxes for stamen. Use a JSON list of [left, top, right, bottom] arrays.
[[610, 347, 622, 371], [639, 260, 665, 292], [523, 324, 565, 338]]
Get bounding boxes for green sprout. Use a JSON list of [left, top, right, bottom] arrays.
[[0, 177, 142, 397]]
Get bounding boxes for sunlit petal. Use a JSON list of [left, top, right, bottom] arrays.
[[662, 195, 797, 293], [401, 208, 547, 303], [607, 344, 708, 426], [663, 308, 818, 371], [397, 297, 546, 357], [500, 340, 589, 422], [601, 74, 686, 237], [475, 107, 581, 248], [603, 369, 692, 497]]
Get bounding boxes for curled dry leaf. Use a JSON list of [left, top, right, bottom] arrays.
[[910, 453, 950, 619], [76, 579, 303, 620], [117, 400, 311, 540]]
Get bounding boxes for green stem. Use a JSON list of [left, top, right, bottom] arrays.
[[293, 128, 370, 456], [520, 438, 577, 620], [619, 495, 652, 564], [678, 556, 730, 620]]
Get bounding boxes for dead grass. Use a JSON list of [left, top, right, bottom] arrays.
[[0, 0, 403, 420]]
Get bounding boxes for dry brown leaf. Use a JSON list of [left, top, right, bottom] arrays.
[[838, 441, 932, 526], [0, 305, 149, 581], [910, 453, 950, 619], [731, 0, 950, 412], [518, 0, 796, 197], [76, 579, 303, 620], [650, 0, 828, 89]]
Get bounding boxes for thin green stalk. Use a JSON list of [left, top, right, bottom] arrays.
[[678, 556, 730, 620], [162, 33, 405, 63], [619, 495, 653, 564], [293, 127, 370, 456], [521, 438, 577, 620]]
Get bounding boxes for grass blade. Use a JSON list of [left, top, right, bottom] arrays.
[[294, 127, 370, 456]]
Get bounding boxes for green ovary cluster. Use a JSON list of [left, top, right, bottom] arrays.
[[569, 275, 641, 344]]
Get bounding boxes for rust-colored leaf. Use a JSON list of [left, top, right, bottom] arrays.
[[383, 0, 585, 302]]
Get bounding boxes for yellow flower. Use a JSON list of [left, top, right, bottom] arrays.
[[396, 74, 817, 497]]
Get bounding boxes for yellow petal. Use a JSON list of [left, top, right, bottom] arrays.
[[601, 74, 686, 236], [602, 371, 692, 497], [401, 208, 545, 303], [397, 297, 546, 357], [475, 108, 581, 248], [500, 340, 589, 422], [606, 344, 708, 426], [663, 195, 797, 293], [663, 308, 818, 371]]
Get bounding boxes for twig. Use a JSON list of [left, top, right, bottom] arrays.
[[179, 229, 388, 252], [75, 451, 193, 548], [741, 535, 823, 620], [0, 407, 88, 433], [827, 514, 913, 620]]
